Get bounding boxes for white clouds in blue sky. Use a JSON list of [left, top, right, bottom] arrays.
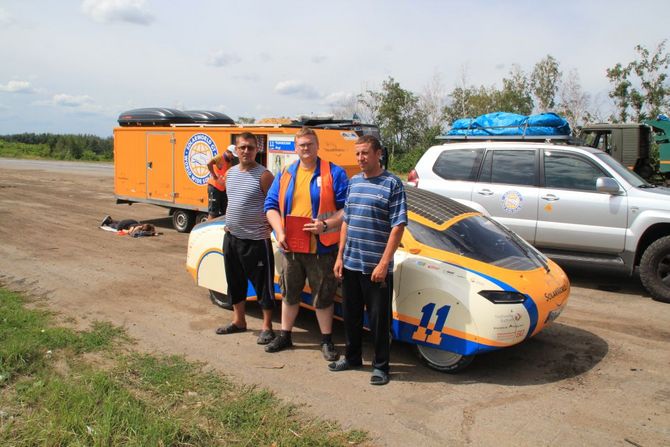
[[0, 0, 667, 136]]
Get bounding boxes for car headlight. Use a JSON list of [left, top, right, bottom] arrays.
[[478, 290, 527, 304]]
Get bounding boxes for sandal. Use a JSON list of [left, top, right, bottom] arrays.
[[256, 329, 276, 345], [215, 323, 247, 335], [370, 368, 390, 386]]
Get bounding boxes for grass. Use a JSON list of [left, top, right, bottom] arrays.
[[0, 141, 54, 159], [0, 288, 367, 446]]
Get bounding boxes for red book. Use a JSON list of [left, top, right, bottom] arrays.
[[285, 216, 312, 253]]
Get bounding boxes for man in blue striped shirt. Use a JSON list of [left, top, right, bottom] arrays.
[[329, 135, 407, 386]]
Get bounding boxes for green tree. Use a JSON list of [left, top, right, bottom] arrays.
[[495, 64, 533, 115], [557, 69, 592, 131], [360, 77, 427, 162], [607, 40, 670, 122], [444, 85, 498, 124], [531, 55, 562, 111], [631, 40, 670, 119], [443, 65, 533, 123]]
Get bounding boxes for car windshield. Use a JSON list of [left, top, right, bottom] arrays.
[[594, 152, 648, 187], [407, 215, 545, 271]]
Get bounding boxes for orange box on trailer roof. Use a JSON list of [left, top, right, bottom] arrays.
[[113, 108, 380, 232]]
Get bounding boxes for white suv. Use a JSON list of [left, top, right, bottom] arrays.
[[408, 138, 670, 303]]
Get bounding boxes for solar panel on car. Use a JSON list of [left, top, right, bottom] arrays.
[[405, 186, 474, 226]]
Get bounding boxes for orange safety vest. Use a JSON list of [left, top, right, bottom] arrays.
[[207, 158, 230, 192], [278, 158, 340, 247]]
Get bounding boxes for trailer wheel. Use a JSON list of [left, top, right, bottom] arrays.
[[209, 290, 233, 310], [414, 344, 474, 373], [639, 235, 670, 303], [172, 209, 195, 233]]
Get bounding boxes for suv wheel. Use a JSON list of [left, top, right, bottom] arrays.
[[639, 235, 670, 303]]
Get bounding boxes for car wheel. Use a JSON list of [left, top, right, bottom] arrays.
[[209, 289, 233, 310], [172, 209, 195, 233], [195, 212, 209, 225], [639, 236, 670, 303], [414, 344, 474, 373]]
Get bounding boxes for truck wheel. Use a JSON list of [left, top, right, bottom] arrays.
[[414, 344, 474, 373], [172, 209, 195, 233], [636, 163, 654, 180], [639, 235, 670, 303], [209, 290, 233, 310]]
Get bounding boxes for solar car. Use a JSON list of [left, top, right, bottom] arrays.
[[186, 187, 570, 372]]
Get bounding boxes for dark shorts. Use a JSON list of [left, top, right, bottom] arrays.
[[208, 184, 228, 217], [280, 251, 337, 309], [223, 232, 275, 310]]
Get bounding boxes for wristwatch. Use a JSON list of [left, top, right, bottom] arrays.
[[322, 220, 328, 231]]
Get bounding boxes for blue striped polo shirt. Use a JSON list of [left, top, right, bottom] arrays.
[[343, 171, 407, 274]]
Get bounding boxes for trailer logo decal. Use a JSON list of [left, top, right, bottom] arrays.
[[184, 133, 218, 185]]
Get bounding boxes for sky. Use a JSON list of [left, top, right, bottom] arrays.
[[0, 0, 668, 137]]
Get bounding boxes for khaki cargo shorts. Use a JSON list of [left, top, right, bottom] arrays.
[[280, 251, 338, 309]]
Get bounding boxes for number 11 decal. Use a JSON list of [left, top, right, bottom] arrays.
[[412, 303, 451, 345]]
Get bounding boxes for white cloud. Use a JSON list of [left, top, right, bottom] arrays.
[[0, 7, 14, 26], [208, 51, 242, 67], [274, 80, 320, 100], [33, 94, 105, 115], [81, 0, 154, 25], [323, 91, 355, 105], [233, 73, 260, 82], [311, 55, 327, 64], [0, 80, 36, 94], [52, 94, 94, 107]]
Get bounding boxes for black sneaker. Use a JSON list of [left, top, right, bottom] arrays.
[[100, 215, 112, 226], [264, 334, 292, 353], [321, 342, 339, 361]]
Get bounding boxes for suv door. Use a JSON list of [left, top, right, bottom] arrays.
[[473, 148, 539, 243], [426, 147, 485, 201], [535, 149, 627, 253]]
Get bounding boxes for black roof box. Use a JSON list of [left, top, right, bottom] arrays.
[[117, 108, 193, 126], [184, 110, 235, 125]]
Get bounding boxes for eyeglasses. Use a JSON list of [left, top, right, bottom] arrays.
[[236, 145, 257, 151]]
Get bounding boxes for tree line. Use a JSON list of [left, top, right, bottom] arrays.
[[331, 40, 669, 172], [0, 133, 113, 161]]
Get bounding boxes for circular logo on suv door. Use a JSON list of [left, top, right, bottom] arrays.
[[501, 190, 523, 214]]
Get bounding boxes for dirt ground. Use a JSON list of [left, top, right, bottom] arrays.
[[1, 158, 669, 446]]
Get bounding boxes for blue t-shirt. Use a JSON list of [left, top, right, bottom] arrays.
[[343, 171, 407, 274]]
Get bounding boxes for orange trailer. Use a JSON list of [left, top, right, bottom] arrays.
[[113, 108, 379, 232]]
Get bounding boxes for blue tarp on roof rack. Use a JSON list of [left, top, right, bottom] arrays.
[[448, 112, 570, 136]]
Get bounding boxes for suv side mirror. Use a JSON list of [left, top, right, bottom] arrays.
[[596, 177, 621, 194]]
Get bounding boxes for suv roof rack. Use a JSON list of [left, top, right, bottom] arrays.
[[437, 134, 575, 143]]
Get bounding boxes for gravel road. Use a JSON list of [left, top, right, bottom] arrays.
[[0, 159, 668, 446]]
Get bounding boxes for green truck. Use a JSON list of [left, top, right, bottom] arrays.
[[579, 119, 670, 181]]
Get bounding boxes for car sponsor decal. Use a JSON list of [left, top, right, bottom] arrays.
[[501, 190, 523, 214]]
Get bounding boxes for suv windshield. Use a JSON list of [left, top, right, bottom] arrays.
[[407, 215, 545, 271], [594, 152, 648, 187]]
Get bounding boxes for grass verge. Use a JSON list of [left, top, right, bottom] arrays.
[[0, 288, 367, 446]]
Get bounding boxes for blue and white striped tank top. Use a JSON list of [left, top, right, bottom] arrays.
[[225, 164, 271, 240]]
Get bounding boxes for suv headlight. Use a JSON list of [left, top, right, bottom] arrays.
[[478, 290, 527, 304]]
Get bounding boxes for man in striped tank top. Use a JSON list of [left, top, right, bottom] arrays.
[[329, 135, 407, 386], [215, 132, 277, 345]]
